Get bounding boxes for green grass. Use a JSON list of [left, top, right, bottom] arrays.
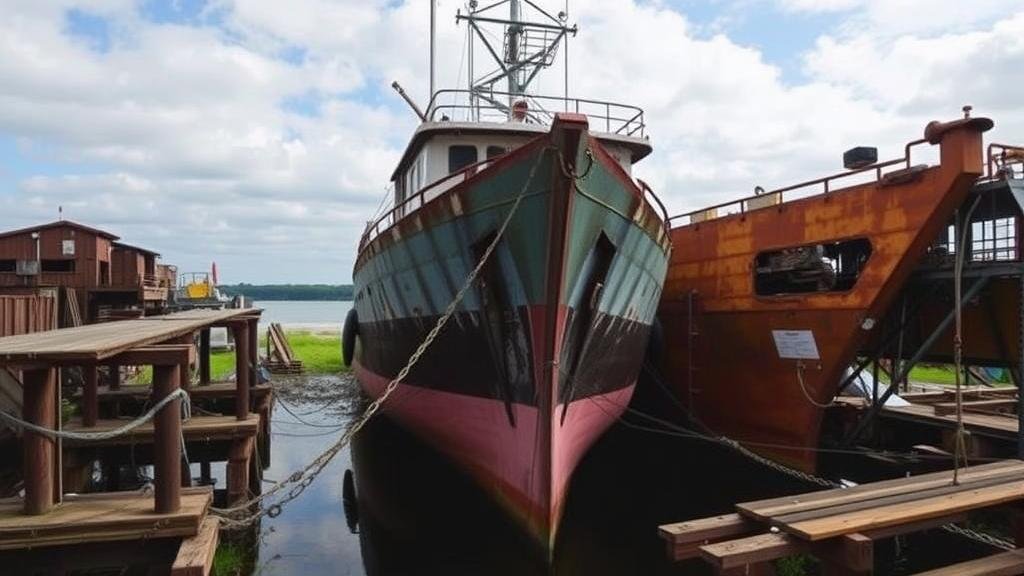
[[212, 542, 246, 575], [208, 330, 345, 376], [909, 365, 958, 385]]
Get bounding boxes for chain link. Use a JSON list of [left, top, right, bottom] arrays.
[[212, 148, 549, 529]]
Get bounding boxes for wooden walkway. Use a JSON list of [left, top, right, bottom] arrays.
[[660, 460, 1024, 574], [0, 487, 212, 550], [63, 414, 260, 444], [837, 389, 1019, 442]]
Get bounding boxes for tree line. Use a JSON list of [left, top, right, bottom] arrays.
[[219, 283, 354, 301]]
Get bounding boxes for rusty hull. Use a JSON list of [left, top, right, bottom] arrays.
[[659, 116, 991, 472]]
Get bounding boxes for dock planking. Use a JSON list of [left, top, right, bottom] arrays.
[[0, 488, 211, 550], [62, 414, 261, 445], [172, 516, 220, 576], [0, 309, 254, 364]]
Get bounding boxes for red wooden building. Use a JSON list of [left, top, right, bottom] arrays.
[[0, 221, 172, 325]]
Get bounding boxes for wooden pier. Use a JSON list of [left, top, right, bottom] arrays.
[[660, 460, 1024, 574], [0, 308, 269, 575]]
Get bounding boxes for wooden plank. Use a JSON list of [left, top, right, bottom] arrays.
[[172, 516, 220, 576], [700, 532, 807, 570], [910, 549, 1024, 576], [859, 511, 967, 540], [62, 414, 260, 445], [934, 399, 1018, 416], [0, 309, 255, 364], [112, 344, 195, 367], [659, 513, 758, 544], [737, 460, 1024, 521], [771, 475, 1016, 527], [781, 479, 1024, 541], [91, 382, 272, 401], [0, 489, 211, 550]]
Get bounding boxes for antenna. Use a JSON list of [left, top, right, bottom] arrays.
[[429, 0, 436, 103], [58, 205, 63, 221], [456, 0, 577, 119]]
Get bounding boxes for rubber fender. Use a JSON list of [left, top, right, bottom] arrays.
[[342, 307, 359, 367]]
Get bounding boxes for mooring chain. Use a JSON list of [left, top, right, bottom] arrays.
[[211, 149, 549, 529]]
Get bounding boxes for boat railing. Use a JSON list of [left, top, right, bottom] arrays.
[[426, 89, 646, 138], [985, 143, 1024, 181], [359, 154, 504, 252], [667, 138, 931, 227]]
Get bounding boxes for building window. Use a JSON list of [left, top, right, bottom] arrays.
[[486, 146, 506, 159], [971, 217, 1017, 262], [449, 145, 478, 173], [41, 259, 75, 273], [0, 260, 14, 273], [755, 239, 872, 296]]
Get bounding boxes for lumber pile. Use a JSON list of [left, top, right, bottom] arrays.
[[263, 322, 303, 374], [659, 460, 1024, 574], [94, 307, 145, 323]]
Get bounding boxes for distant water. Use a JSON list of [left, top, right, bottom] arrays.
[[255, 300, 352, 333]]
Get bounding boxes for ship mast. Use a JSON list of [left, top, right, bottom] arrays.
[[456, 0, 576, 120]]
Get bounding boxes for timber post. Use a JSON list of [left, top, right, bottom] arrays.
[[233, 321, 250, 420], [82, 363, 99, 427], [107, 362, 121, 390], [152, 362, 182, 514], [22, 367, 57, 515], [199, 328, 211, 386]]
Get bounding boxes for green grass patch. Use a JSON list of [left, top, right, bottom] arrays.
[[212, 542, 246, 575], [208, 330, 345, 376]]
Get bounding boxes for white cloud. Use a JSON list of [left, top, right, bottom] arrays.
[[1, 0, 1022, 283]]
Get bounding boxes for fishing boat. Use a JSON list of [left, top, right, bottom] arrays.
[[657, 110, 993, 473], [344, 1, 670, 549]]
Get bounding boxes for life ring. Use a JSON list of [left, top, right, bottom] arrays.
[[342, 308, 359, 367]]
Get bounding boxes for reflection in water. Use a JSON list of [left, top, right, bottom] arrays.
[[257, 376, 813, 575]]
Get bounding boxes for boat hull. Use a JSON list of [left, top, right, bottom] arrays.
[[659, 119, 990, 472], [352, 115, 669, 548]]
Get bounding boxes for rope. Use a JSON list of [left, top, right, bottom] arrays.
[[952, 200, 981, 484], [211, 148, 549, 528], [0, 388, 191, 441], [796, 361, 835, 409]]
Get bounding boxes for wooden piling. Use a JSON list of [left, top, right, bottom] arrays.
[[107, 362, 121, 390], [233, 322, 250, 420], [22, 367, 56, 515], [199, 328, 211, 386], [152, 363, 182, 514], [82, 364, 98, 427]]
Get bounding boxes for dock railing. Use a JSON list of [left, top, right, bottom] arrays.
[[668, 139, 931, 227]]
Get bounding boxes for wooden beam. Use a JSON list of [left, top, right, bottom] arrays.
[[909, 549, 1024, 576], [111, 344, 194, 367], [934, 399, 1018, 416], [660, 513, 759, 544], [152, 363, 182, 514], [22, 367, 56, 516], [700, 532, 807, 570], [233, 322, 250, 420], [82, 364, 98, 427], [198, 328, 210, 386], [172, 516, 220, 576]]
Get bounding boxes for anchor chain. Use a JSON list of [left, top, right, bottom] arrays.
[[212, 148, 549, 528]]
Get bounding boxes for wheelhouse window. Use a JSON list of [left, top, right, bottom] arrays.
[[971, 217, 1017, 261], [486, 146, 506, 159], [755, 239, 872, 296], [449, 145, 478, 173]]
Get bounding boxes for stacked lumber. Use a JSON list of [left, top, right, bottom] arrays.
[[263, 322, 303, 374], [94, 307, 145, 323], [659, 460, 1024, 574], [63, 287, 82, 328]]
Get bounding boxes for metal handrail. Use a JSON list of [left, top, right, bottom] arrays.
[[668, 139, 930, 226], [985, 143, 1024, 180], [425, 89, 646, 138], [358, 152, 509, 252]]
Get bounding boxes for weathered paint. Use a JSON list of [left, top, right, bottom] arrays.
[[352, 116, 669, 548], [659, 118, 991, 472]]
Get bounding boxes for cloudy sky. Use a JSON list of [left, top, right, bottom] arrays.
[[1, 0, 1022, 283]]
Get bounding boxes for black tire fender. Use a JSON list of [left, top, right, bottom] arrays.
[[342, 307, 359, 367]]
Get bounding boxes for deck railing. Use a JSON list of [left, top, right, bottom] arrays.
[[668, 139, 931, 227], [426, 89, 646, 138], [985, 143, 1024, 181]]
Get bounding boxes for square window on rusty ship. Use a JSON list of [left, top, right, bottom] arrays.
[[449, 145, 478, 173]]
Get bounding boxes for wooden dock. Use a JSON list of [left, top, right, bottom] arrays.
[[0, 308, 268, 575], [659, 460, 1024, 574]]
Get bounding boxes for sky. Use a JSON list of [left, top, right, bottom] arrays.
[[1, 0, 1022, 284]]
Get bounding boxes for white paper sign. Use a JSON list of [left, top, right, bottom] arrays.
[[62, 240, 75, 256], [772, 330, 820, 360]]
